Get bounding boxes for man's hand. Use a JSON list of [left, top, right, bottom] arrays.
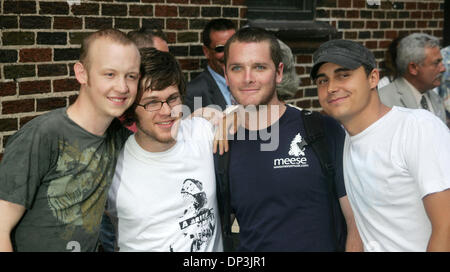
[[213, 105, 241, 155]]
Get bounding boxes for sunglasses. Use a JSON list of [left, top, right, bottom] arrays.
[[212, 45, 225, 53]]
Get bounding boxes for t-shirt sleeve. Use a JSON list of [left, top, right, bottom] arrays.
[[0, 122, 52, 208], [191, 117, 215, 143], [404, 112, 450, 198], [324, 116, 347, 198]]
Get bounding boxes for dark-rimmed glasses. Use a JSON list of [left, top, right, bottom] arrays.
[[136, 95, 182, 112]]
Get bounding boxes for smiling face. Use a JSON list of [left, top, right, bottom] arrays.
[[225, 41, 283, 107], [315, 62, 379, 124], [134, 84, 183, 152], [78, 38, 141, 120]]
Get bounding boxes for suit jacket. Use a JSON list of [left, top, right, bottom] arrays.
[[184, 69, 228, 113], [378, 77, 446, 123]]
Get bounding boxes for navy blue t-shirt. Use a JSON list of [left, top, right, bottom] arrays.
[[229, 105, 346, 252]]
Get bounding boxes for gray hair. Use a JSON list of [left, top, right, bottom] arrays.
[[396, 33, 441, 76], [276, 40, 300, 99]]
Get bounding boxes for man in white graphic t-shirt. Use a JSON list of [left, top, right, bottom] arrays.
[[311, 39, 450, 251], [105, 48, 223, 252]]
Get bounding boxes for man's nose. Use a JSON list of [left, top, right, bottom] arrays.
[[244, 68, 255, 84], [117, 77, 129, 93]]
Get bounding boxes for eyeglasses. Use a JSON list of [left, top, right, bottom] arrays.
[[136, 95, 182, 112], [212, 45, 225, 53]]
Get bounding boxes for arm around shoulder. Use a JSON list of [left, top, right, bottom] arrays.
[[0, 199, 26, 252]]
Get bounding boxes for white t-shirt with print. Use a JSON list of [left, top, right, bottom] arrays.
[[343, 106, 450, 252], [108, 117, 223, 252]]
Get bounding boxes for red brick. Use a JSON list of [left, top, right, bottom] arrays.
[[417, 2, 428, 10], [423, 11, 433, 19], [232, 0, 246, 5], [365, 41, 378, 50], [37, 97, 66, 112], [165, 32, 176, 44], [190, 0, 209, 4], [19, 48, 52, 62], [352, 21, 364, 28], [155, 5, 178, 17], [346, 10, 359, 18], [53, 17, 83, 29], [301, 77, 311, 86], [2, 99, 34, 114], [295, 66, 305, 75], [239, 7, 247, 19], [20, 115, 39, 127], [296, 55, 312, 64], [213, 0, 231, 4], [379, 40, 391, 49], [433, 30, 443, 38], [295, 100, 311, 109], [312, 100, 321, 108], [0, 118, 17, 132], [53, 78, 80, 92], [405, 2, 416, 10], [338, 0, 351, 8], [418, 21, 427, 28], [0, 82, 17, 96], [69, 94, 78, 105], [411, 11, 421, 19], [129, 5, 153, 16], [178, 59, 199, 70], [366, 21, 378, 29], [434, 11, 443, 19], [385, 30, 398, 39], [19, 80, 51, 95], [429, 3, 439, 10], [167, 0, 188, 3], [71, 3, 99, 15], [353, 0, 366, 8], [344, 31, 357, 39], [393, 21, 404, 29], [167, 19, 188, 30], [142, 0, 164, 3]]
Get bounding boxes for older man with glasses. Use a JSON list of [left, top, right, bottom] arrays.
[[185, 19, 237, 113]]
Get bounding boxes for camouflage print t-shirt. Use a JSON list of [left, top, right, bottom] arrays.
[[0, 108, 130, 252]]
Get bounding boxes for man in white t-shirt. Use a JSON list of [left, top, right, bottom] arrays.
[[310, 39, 450, 252], [106, 48, 223, 252]]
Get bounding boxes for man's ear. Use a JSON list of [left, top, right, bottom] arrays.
[[368, 68, 380, 90], [202, 45, 210, 59], [74, 62, 88, 85], [276, 62, 284, 84], [407, 62, 419, 76]]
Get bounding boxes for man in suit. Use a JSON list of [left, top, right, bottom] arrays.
[[185, 19, 236, 113], [379, 33, 447, 123]]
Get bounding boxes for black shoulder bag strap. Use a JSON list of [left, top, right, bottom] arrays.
[[216, 151, 234, 251], [300, 109, 343, 252]]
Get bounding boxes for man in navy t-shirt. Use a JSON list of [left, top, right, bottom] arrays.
[[218, 27, 363, 251]]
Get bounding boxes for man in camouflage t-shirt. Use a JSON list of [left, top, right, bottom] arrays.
[[0, 29, 140, 252]]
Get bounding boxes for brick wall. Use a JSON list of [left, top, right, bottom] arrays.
[[288, 0, 445, 109], [0, 0, 445, 159]]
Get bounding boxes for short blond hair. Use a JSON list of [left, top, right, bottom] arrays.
[[79, 29, 135, 70]]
